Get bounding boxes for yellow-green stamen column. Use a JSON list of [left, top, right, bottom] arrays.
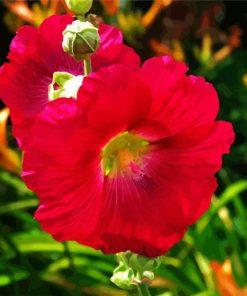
[[101, 131, 149, 178]]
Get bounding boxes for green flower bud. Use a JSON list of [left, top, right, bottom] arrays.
[[65, 0, 93, 15], [62, 20, 100, 61], [111, 251, 161, 291], [110, 264, 135, 290]]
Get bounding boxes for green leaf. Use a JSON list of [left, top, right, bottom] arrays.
[[0, 199, 38, 214], [197, 181, 247, 233]]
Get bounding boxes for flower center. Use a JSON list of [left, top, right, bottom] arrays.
[[101, 131, 149, 178]]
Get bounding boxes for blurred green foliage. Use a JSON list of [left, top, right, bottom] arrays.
[[1, 167, 247, 295]]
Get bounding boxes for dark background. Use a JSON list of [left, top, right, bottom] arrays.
[[2, 1, 247, 64]]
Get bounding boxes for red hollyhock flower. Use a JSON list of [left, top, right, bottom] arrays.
[[22, 56, 234, 257], [0, 15, 140, 147]]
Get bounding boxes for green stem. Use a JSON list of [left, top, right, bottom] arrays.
[[83, 57, 92, 76], [76, 14, 85, 22], [137, 283, 151, 296], [63, 242, 75, 270]]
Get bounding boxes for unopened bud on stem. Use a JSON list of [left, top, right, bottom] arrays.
[[65, 0, 93, 15], [62, 20, 100, 62]]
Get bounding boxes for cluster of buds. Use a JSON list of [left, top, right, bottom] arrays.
[[111, 251, 161, 290], [63, 0, 100, 64]]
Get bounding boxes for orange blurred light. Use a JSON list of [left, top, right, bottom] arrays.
[[0, 108, 20, 174], [211, 259, 247, 296], [141, 0, 173, 28], [3, 0, 35, 24], [100, 0, 119, 16]]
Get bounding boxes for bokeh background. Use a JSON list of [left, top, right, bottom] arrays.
[[0, 1, 247, 295]]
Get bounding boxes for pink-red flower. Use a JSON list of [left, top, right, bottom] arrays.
[[22, 56, 234, 257], [0, 15, 140, 147]]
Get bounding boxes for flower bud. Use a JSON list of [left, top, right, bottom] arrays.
[[65, 0, 93, 15], [110, 264, 135, 290], [111, 251, 161, 290], [62, 20, 100, 61]]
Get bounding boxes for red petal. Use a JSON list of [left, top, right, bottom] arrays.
[[98, 210, 186, 257], [140, 56, 219, 136], [78, 65, 152, 141], [8, 26, 37, 60], [23, 148, 103, 246], [0, 62, 50, 124], [22, 100, 104, 246]]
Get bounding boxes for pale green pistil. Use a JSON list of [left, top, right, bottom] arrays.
[[101, 131, 149, 178]]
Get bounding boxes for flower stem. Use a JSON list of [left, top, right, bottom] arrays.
[[63, 242, 74, 270], [83, 57, 92, 76], [137, 283, 151, 296]]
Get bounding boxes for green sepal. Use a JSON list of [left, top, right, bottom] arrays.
[[125, 251, 161, 275]]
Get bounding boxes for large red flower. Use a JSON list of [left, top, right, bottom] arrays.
[[22, 56, 234, 257], [0, 15, 140, 147]]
